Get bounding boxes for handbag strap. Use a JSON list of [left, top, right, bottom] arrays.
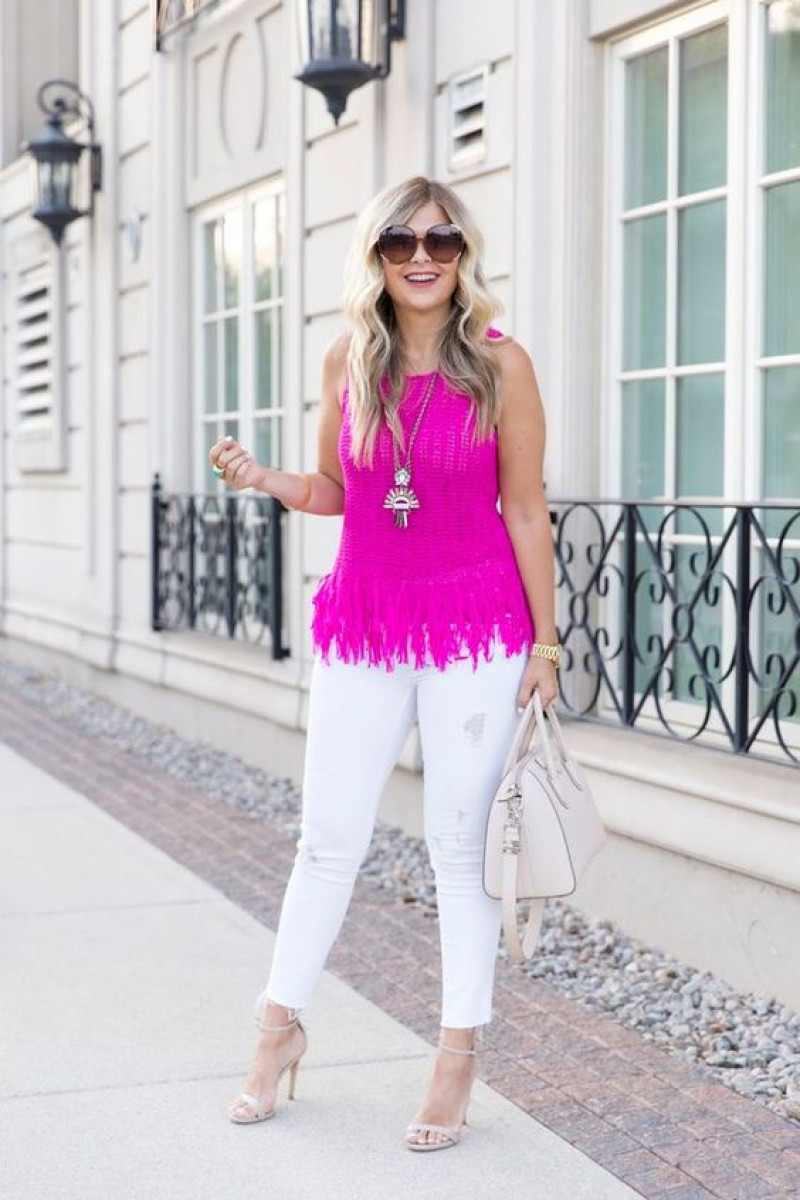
[[502, 693, 538, 775], [502, 850, 546, 960]]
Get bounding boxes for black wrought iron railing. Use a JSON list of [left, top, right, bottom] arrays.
[[150, 473, 290, 658], [549, 499, 800, 766], [150, 476, 799, 764]]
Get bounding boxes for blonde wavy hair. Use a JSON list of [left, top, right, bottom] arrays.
[[340, 175, 509, 470]]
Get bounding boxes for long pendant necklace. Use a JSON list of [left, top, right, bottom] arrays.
[[382, 370, 438, 529]]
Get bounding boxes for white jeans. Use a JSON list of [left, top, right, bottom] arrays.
[[255, 637, 529, 1029]]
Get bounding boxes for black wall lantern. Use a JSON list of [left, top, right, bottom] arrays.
[[23, 79, 103, 246], [294, 0, 406, 126]]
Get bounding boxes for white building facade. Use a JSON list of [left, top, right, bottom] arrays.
[[1, 0, 799, 1004]]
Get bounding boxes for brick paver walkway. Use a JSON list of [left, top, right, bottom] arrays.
[[2, 680, 799, 1200]]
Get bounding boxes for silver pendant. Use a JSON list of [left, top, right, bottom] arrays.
[[383, 466, 419, 528]]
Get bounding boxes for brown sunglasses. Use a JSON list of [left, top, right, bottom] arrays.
[[376, 223, 465, 265]]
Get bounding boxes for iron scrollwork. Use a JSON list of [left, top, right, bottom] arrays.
[[550, 499, 800, 766], [151, 473, 289, 658]]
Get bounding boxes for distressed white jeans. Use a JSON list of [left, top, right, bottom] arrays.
[[255, 637, 529, 1029]]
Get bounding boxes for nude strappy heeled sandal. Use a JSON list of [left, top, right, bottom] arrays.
[[405, 1032, 486, 1151], [228, 1014, 307, 1124]]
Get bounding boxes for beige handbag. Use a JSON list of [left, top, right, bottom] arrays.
[[482, 690, 607, 962]]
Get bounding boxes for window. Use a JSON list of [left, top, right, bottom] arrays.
[[155, 0, 233, 49], [603, 0, 800, 748], [612, 6, 729, 513], [194, 182, 285, 491], [761, 0, 800, 509], [609, 0, 800, 511], [756, 0, 800, 742]]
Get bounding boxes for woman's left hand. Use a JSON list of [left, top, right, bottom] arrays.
[[516, 656, 559, 712]]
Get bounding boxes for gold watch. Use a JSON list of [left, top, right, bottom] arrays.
[[530, 641, 562, 668]]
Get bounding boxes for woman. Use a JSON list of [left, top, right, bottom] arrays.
[[209, 175, 559, 1151]]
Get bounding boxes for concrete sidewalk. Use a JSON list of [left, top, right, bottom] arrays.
[[0, 741, 642, 1200]]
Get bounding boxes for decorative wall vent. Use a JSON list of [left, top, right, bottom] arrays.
[[16, 261, 54, 425], [448, 64, 488, 170], [12, 249, 67, 472]]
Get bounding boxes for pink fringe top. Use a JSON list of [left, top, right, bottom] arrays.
[[310, 326, 535, 671]]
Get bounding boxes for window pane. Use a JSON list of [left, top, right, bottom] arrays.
[[224, 317, 239, 412], [254, 197, 276, 302], [623, 214, 667, 369], [622, 378, 665, 501], [204, 323, 218, 413], [678, 200, 726, 365], [676, 372, 724, 535], [763, 365, 800, 499], [674, 372, 726, 700], [764, 181, 800, 357], [203, 222, 220, 314], [255, 309, 275, 407], [676, 373, 725, 496], [276, 191, 285, 297], [222, 210, 241, 310], [255, 417, 280, 469], [624, 46, 668, 208], [678, 23, 728, 195], [765, 23, 800, 174], [203, 420, 219, 472], [204, 420, 230, 491]]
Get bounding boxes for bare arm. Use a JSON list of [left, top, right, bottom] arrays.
[[495, 340, 559, 708], [208, 333, 347, 515], [257, 332, 347, 514]]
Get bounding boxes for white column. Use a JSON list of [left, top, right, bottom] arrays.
[[80, 0, 120, 664], [515, 0, 605, 499]]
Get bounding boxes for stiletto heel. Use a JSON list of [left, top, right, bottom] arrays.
[[228, 1013, 308, 1124], [288, 1057, 300, 1100]]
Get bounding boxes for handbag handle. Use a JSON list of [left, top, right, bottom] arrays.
[[501, 689, 560, 782], [542, 701, 570, 763]]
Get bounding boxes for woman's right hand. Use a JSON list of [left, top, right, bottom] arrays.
[[208, 435, 265, 492]]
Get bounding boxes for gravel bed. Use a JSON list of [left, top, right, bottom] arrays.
[[2, 652, 799, 1127]]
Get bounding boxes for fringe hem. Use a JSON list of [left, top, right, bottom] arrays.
[[310, 561, 535, 673]]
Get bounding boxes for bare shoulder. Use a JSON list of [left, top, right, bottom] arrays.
[[326, 327, 354, 364], [487, 336, 543, 436], [488, 334, 536, 382]]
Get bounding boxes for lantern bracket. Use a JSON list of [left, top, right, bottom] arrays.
[[34, 79, 103, 200]]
